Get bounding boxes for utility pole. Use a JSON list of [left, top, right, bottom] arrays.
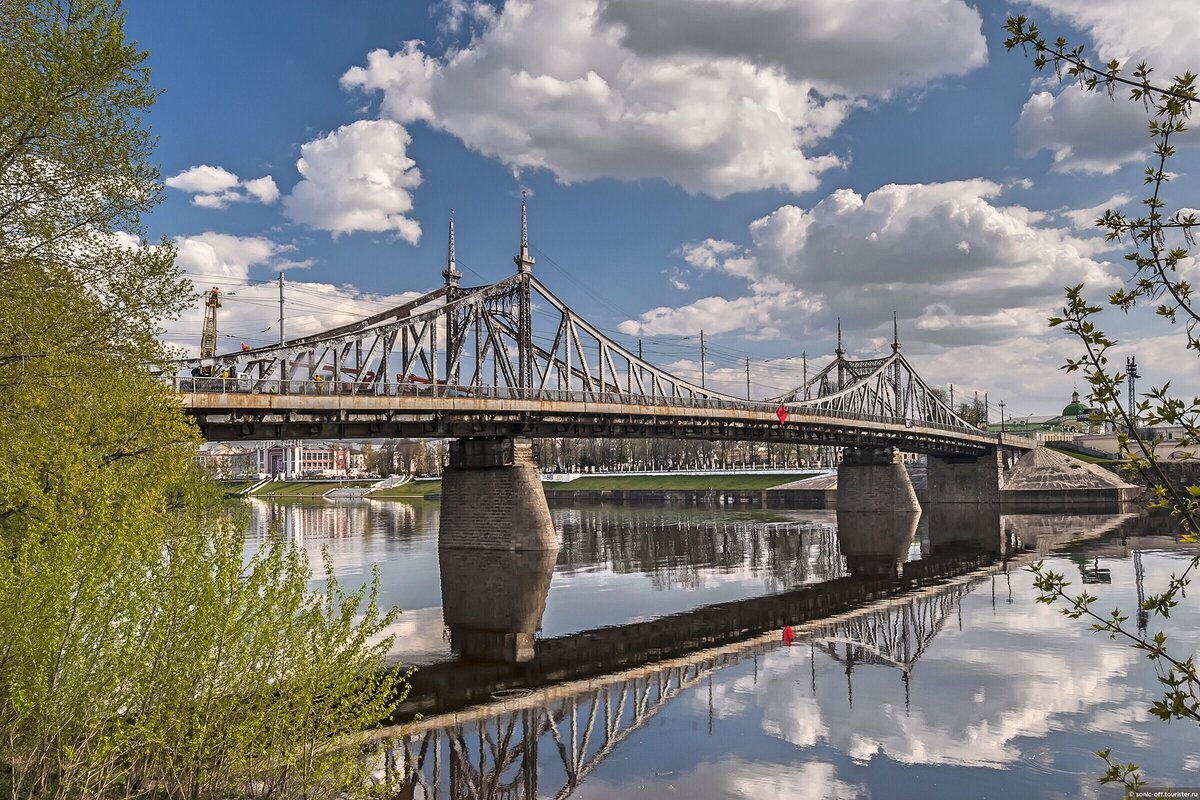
[[950, 383, 955, 410], [278, 272, 285, 345], [699, 329, 706, 389], [1127, 356, 1139, 430], [802, 350, 807, 400], [999, 400, 1006, 433], [638, 339, 643, 360], [745, 356, 751, 400], [984, 393, 989, 425]]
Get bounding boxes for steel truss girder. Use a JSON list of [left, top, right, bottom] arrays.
[[172, 272, 732, 403], [771, 351, 976, 433], [169, 269, 995, 445]]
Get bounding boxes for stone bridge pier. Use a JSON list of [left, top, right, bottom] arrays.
[[926, 449, 1003, 505], [438, 437, 559, 551], [836, 447, 920, 513]]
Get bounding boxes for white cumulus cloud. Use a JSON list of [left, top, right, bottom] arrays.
[[340, 0, 987, 197], [1015, 2, 1200, 174], [282, 120, 422, 243], [165, 165, 280, 209], [618, 180, 1128, 406]]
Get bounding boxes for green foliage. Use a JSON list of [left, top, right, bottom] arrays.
[[0, 1, 406, 796], [1007, 13, 1200, 790]]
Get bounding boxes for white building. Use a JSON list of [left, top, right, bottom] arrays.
[[255, 441, 367, 479]]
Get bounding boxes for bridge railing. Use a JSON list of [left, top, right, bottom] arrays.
[[169, 377, 1000, 441]]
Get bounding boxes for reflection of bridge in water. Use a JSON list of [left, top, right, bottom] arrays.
[[374, 571, 982, 800], [371, 508, 1155, 798]]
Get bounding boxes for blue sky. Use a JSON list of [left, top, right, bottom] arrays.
[[127, 0, 1200, 416]]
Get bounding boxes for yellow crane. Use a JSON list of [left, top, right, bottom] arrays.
[[199, 287, 221, 376]]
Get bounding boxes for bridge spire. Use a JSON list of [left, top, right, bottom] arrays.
[[514, 191, 535, 274], [442, 209, 462, 288], [835, 318, 846, 391], [892, 312, 900, 352]]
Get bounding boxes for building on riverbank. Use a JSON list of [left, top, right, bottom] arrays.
[[254, 441, 368, 479]]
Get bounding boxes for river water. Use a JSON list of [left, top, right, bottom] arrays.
[[245, 499, 1200, 799]]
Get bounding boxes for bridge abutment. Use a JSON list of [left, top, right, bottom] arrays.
[[836, 447, 920, 513], [927, 449, 1003, 505], [439, 437, 559, 551]]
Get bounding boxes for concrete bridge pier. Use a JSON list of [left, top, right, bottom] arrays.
[[926, 449, 1003, 505], [438, 437, 559, 551], [836, 447, 920, 513]]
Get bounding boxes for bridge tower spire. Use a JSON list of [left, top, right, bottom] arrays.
[[514, 191, 535, 274], [443, 209, 461, 288], [835, 318, 846, 390], [443, 210, 463, 385], [892, 312, 903, 418], [514, 192, 534, 388]]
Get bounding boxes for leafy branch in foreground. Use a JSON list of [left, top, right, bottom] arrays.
[[1, 1, 410, 795], [1006, 14, 1200, 792]]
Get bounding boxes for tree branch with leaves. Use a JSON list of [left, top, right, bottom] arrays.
[[1005, 14, 1200, 793]]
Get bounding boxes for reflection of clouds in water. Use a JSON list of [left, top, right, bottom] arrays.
[[577, 757, 863, 800], [735, 584, 1143, 771], [761, 694, 827, 749], [371, 605, 450, 665]]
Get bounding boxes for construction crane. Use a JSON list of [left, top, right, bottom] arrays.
[[199, 287, 221, 377]]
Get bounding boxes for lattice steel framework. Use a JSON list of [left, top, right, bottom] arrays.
[[770, 350, 975, 430], [170, 206, 980, 436], [175, 271, 728, 403]]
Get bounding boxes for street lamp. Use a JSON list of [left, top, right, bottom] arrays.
[[999, 400, 1006, 433]]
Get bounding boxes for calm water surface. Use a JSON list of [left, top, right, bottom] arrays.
[[246, 499, 1200, 799]]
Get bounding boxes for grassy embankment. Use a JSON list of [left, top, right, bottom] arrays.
[[254, 480, 379, 498], [1045, 445, 1119, 465], [216, 478, 259, 494]]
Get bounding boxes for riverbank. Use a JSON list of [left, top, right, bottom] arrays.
[[243, 471, 824, 500]]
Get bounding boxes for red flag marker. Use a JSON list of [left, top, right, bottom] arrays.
[[776, 403, 789, 425]]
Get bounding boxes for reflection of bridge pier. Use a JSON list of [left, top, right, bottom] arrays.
[[835, 507, 920, 579], [925, 503, 1005, 558], [439, 546, 557, 663], [439, 437, 558, 552]]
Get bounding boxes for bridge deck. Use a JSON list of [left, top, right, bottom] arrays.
[[177, 385, 1033, 455]]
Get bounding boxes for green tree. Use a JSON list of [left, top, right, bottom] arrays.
[[1005, 16, 1200, 792], [0, 1, 404, 796]]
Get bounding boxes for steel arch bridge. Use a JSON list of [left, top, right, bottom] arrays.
[[168, 205, 1029, 456]]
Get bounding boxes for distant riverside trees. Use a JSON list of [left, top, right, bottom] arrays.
[[535, 437, 834, 472], [0, 1, 403, 796]]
